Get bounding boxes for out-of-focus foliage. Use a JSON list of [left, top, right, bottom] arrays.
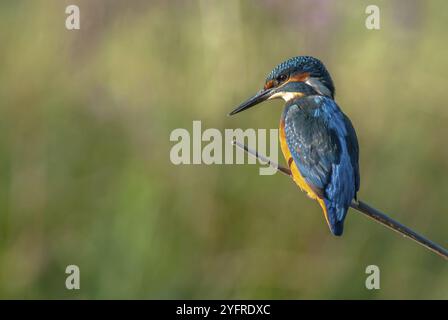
[[0, 0, 447, 299]]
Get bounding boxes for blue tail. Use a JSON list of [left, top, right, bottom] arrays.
[[330, 220, 344, 236], [324, 201, 349, 236]]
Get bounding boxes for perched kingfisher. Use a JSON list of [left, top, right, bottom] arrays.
[[229, 56, 360, 236]]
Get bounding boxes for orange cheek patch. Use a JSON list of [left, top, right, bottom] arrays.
[[289, 72, 310, 83], [264, 80, 274, 90]]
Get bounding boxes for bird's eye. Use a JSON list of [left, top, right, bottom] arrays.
[[276, 74, 288, 83]]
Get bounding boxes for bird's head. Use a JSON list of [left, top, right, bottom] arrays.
[[229, 56, 335, 115]]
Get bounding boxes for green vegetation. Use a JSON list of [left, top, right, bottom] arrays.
[[0, 0, 447, 299]]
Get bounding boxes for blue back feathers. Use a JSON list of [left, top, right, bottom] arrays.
[[283, 95, 359, 236]]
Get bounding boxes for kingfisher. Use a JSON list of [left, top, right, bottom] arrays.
[[229, 56, 360, 236]]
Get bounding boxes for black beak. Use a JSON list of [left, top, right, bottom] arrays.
[[228, 88, 274, 116]]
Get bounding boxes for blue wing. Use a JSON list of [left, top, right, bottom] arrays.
[[283, 95, 360, 235]]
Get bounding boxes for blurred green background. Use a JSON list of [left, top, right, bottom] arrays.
[[0, 0, 447, 299]]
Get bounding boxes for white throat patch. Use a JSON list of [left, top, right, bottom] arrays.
[[305, 77, 332, 97], [268, 91, 304, 102]]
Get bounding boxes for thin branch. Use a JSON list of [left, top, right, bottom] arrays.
[[232, 139, 448, 260]]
